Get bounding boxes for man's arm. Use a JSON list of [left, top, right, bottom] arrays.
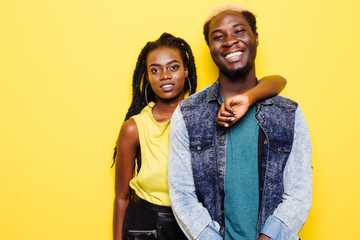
[[260, 106, 313, 240], [168, 106, 222, 240]]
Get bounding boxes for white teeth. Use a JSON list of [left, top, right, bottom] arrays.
[[161, 84, 173, 88], [225, 51, 242, 59]]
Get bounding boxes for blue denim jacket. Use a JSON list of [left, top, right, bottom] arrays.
[[168, 80, 312, 240]]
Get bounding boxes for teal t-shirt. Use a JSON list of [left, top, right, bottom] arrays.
[[225, 105, 259, 240]]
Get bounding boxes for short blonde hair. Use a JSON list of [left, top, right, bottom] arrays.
[[203, 3, 257, 45], [204, 3, 251, 26]]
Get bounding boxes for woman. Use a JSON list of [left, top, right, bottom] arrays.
[[113, 33, 286, 240]]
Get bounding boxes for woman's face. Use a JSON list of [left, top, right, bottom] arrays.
[[146, 47, 188, 102]]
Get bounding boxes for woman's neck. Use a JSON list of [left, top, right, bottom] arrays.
[[151, 96, 184, 123]]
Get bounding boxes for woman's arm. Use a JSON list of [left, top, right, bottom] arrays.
[[246, 75, 287, 106], [113, 119, 139, 240], [216, 75, 287, 127]]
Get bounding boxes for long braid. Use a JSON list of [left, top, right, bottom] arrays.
[[124, 44, 151, 121], [181, 39, 197, 95], [112, 33, 197, 167]]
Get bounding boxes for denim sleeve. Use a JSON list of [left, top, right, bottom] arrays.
[[261, 106, 312, 239], [261, 215, 299, 240], [168, 106, 222, 240]]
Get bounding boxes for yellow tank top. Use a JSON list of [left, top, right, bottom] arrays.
[[129, 102, 171, 206]]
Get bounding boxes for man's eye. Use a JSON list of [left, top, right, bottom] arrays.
[[213, 35, 223, 40], [235, 29, 245, 34]]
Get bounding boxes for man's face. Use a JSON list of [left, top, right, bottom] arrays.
[[208, 11, 258, 78]]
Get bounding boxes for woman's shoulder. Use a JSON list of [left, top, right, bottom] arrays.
[[118, 118, 139, 143], [131, 103, 153, 120]]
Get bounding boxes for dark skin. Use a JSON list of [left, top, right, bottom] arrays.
[[216, 75, 286, 127], [113, 47, 187, 240], [146, 47, 188, 122], [113, 40, 284, 240], [208, 10, 273, 240], [209, 11, 259, 98], [113, 118, 138, 240]]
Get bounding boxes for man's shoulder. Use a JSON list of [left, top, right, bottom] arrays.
[[260, 95, 298, 111], [180, 86, 211, 109]]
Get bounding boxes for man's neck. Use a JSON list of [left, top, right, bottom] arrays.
[[218, 69, 257, 98]]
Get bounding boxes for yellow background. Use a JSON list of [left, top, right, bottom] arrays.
[[1, 0, 359, 239]]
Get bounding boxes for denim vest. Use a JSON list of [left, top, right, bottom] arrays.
[[179, 81, 297, 237]]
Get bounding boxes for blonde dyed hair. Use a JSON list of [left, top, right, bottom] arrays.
[[202, 3, 257, 45], [204, 3, 251, 27]]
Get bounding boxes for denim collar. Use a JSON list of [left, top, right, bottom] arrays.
[[206, 79, 222, 105], [259, 98, 275, 105]]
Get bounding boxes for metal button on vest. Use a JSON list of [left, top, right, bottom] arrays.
[[197, 146, 201, 151], [220, 139, 225, 144], [278, 148, 282, 152], [261, 163, 266, 168], [260, 119, 264, 123], [220, 163, 224, 167], [264, 140, 268, 144]]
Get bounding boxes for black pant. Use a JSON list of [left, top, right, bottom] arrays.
[[123, 194, 187, 240]]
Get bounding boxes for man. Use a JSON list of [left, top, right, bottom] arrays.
[[167, 3, 312, 240]]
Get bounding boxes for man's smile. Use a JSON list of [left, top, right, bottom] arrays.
[[223, 50, 245, 63]]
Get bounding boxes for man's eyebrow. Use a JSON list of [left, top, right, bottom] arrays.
[[233, 23, 245, 28], [210, 29, 222, 36], [210, 23, 246, 35]]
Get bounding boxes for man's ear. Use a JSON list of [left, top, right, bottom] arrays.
[[256, 34, 259, 46]]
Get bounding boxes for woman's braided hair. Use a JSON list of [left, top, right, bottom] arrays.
[[124, 32, 197, 121], [112, 33, 197, 167]]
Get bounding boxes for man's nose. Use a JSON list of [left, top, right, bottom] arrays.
[[223, 35, 239, 47]]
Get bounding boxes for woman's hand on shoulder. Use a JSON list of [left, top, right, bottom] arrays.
[[216, 94, 251, 128]]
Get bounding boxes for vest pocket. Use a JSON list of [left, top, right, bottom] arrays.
[[265, 140, 292, 184], [190, 137, 216, 181]]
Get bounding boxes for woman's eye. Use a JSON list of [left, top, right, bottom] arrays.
[[170, 65, 180, 71], [151, 68, 160, 73]]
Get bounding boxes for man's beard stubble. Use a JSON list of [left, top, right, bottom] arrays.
[[219, 61, 253, 80]]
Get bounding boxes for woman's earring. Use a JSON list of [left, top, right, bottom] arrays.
[[145, 82, 150, 105], [186, 77, 191, 95]]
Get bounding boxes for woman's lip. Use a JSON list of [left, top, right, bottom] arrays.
[[160, 84, 175, 91], [160, 84, 174, 88]]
